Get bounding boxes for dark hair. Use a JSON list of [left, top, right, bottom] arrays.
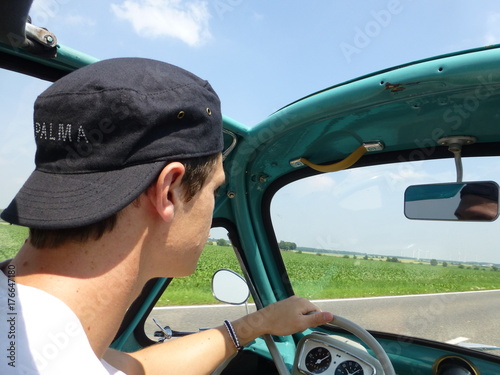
[[29, 153, 220, 249]]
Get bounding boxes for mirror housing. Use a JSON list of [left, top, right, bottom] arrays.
[[211, 269, 250, 305], [404, 181, 499, 221]]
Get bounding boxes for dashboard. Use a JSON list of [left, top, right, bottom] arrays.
[[292, 333, 384, 375]]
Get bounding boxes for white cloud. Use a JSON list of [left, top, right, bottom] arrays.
[[252, 12, 264, 21], [484, 12, 500, 45], [30, 0, 58, 20], [289, 174, 336, 198], [29, 0, 70, 26], [338, 185, 382, 211], [29, 0, 95, 33], [111, 0, 212, 47], [65, 15, 96, 27]]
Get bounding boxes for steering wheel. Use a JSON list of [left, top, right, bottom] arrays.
[[210, 271, 395, 375], [264, 314, 396, 375]]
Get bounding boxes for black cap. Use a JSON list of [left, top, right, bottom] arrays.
[[460, 182, 498, 202], [1, 57, 223, 229]]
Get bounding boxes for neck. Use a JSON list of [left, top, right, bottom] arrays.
[[11, 215, 149, 358]]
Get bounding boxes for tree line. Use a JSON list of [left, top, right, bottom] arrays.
[[279, 240, 297, 251]]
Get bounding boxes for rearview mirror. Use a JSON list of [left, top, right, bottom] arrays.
[[404, 181, 499, 221]]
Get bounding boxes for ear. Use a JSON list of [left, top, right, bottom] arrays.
[[146, 162, 186, 222]]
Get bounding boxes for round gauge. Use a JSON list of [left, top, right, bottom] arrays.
[[335, 360, 364, 375], [305, 346, 332, 374]]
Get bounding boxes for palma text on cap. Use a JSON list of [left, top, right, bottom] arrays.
[[35, 122, 89, 143]]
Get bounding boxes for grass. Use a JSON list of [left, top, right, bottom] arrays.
[[156, 249, 500, 306], [0, 223, 28, 261], [281, 251, 500, 300], [1, 224, 498, 306], [155, 245, 243, 306]]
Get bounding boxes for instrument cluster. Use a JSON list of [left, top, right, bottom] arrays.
[[292, 333, 382, 375]]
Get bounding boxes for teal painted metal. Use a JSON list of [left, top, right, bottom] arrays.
[[242, 44, 500, 186], [276, 44, 500, 114], [223, 149, 276, 305], [222, 115, 248, 134], [214, 45, 500, 365], [0, 42, 98, 73], [217, 114, 301, 360], [54, 44, 100, 69], [219, 113, 291, 304], [111, 278, 170, 352]]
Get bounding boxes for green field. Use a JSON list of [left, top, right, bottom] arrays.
[[1, 224, 499, 306], [156, 246, 500, 306], [0, 223, 28, 261], [281, 251, 500, 300], [156, 244, 243, 306]]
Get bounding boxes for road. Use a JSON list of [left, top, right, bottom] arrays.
[[146, 290, 500, 350]]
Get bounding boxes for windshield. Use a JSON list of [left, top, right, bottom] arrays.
[[271, 156, 500, 354]]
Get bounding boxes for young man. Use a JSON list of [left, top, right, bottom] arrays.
[[0, 58, 333, 374]]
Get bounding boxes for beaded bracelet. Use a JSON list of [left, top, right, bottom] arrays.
[[223, 320, 242, 352]]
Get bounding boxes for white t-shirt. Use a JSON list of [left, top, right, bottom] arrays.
[[0, 268, 125, 374]]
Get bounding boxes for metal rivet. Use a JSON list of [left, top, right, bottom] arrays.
[[227, 191, 236, 198], [177, 111, 185, 119], [290, 159, 304, 168], [206, 108, 212, 116]]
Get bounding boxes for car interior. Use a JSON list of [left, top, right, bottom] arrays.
[[2, 1, 500, 374]]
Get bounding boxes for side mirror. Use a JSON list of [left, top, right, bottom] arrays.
[[404, 181, 499, 221], [211, 269, 250, 305]]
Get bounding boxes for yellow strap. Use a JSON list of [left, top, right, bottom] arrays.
[[300, 145, 367, 173]]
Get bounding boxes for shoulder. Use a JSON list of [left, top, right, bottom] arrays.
[[0, 276, 114, 374]]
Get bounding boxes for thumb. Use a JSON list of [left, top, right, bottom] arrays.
[[306, 311, 334, 327]]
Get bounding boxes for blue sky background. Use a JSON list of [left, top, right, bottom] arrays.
[[2, 0, 500, 262]]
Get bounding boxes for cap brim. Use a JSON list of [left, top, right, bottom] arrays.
[[1, 161, 167, 229]]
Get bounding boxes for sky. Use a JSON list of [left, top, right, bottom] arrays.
[[2, 0, 500, 262]]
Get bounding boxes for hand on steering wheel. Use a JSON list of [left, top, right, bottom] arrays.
[[264, 314, 395, 375]]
